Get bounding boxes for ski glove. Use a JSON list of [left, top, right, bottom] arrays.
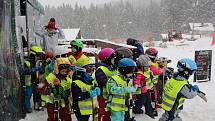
[[191, 85, 199, 92], [95, 87, 101, 96], [89, 87, 100, 97], [124, 87, 136, 93]]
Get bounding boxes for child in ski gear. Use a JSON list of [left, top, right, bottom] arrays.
[[48, 45, 70, 73], [96, 48, 116, 121], [68, 39, 90, 67], [71, 58, 100, 121], [35, 18, 65, 52], [26, 46, 45, 111], [40, 58, 73, 121], [145, 47, 165, 116], [159, 58, 198, 121], [107, 58, 137, 121], [157, 57, 173, 103], [133, 55, 155, 119]]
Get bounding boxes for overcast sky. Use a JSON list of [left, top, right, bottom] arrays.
[[38, 0, 121, 8]]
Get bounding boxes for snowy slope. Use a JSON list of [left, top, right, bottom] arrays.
[[20, 37, 215, 121]]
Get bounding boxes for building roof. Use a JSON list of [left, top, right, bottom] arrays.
[[189, 23, 214, 32], [61, 28, 81, 40]]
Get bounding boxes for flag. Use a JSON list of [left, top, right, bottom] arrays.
[[211, 33, 215, 45]]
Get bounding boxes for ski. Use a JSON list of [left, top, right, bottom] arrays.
[[197, 91, 207, 102], [128, 79, 136, 121]]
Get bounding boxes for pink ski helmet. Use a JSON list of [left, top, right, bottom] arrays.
[[98, 48, 115, 61]]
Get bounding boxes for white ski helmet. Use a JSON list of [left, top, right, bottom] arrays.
[[53, 45, 70, 57], [136, 55, 151, 67]]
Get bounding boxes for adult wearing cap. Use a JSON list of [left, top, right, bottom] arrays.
[[35, 18, 65, 52]]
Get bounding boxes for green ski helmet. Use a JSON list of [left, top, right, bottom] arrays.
[[70, 39, 84, 52]]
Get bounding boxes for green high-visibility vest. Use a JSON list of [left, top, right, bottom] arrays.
[[97, 66, 113, 99], [109, 75, 128, 112], [43, 73, 72, 107], [73, 80, 93, 115], [161, 78, 188, 111], [24, 61, 32, 86]]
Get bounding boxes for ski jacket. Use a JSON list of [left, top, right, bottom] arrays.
[[162, 78, 188, 111], [107, 74, 128, 112], [40, 73, 72, 107], [150, 62, 163, 84], [35, 28, 65, 52], [72, 79, 93, 115], [95, 62, 116, 99], [68, 52, 90, 67], [134, 68, 154, 94]]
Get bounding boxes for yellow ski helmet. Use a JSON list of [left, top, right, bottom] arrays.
[[54, 58, 72, 74]]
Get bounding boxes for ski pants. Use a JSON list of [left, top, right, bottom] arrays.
[[47, 101, 71, 121], [98, 96, 111, 121], [134, 92, 153, 115], [24, 86, 33, 111], [111, 111, 125, 121], [33, 83, 41, 108]]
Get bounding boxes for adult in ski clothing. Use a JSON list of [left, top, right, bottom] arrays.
[[127, 38, 144, 60], [23, 46, 45, 111], [68, 39, 91, 67], [95, 48, 116, 121], [133, 55, 155, 118], [71, 58, 100, 121], [159, 58, 199, 121], [40, 58, 73, 121], [35, 18, 65, 52], [106, 58, 137, 121], [145, 47, 165, 116]]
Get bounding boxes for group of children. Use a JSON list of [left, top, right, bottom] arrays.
[[23, 39, 200, 121]]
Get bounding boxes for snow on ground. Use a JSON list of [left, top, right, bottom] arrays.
[[21, 37, 215, 121]]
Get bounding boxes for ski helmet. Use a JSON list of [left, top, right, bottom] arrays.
[[115, 47, 133, 64], [70, 39, 84, 51], [98, 48, 115, 61], [53, 45, 69, 58], [145, 48, 158, 58], [118, 58, 137, 75], [136, 55, 151, 67], [54, 58, 71, 74], [81, 57, 95, 68], [30, 46, 43, 55], [177, 58, 197, 75]]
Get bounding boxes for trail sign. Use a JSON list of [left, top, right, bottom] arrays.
[[194, 50, 212, 82]]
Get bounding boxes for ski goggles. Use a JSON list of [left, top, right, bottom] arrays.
[[55, 54, 68, 58], [177, 62, 196, 75], [59, 64, 75, 71]]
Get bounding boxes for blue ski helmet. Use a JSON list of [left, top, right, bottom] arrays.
[[118, 58, 137, 75], [177, 58, 197, 75], [118, 58, 136, 67]]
